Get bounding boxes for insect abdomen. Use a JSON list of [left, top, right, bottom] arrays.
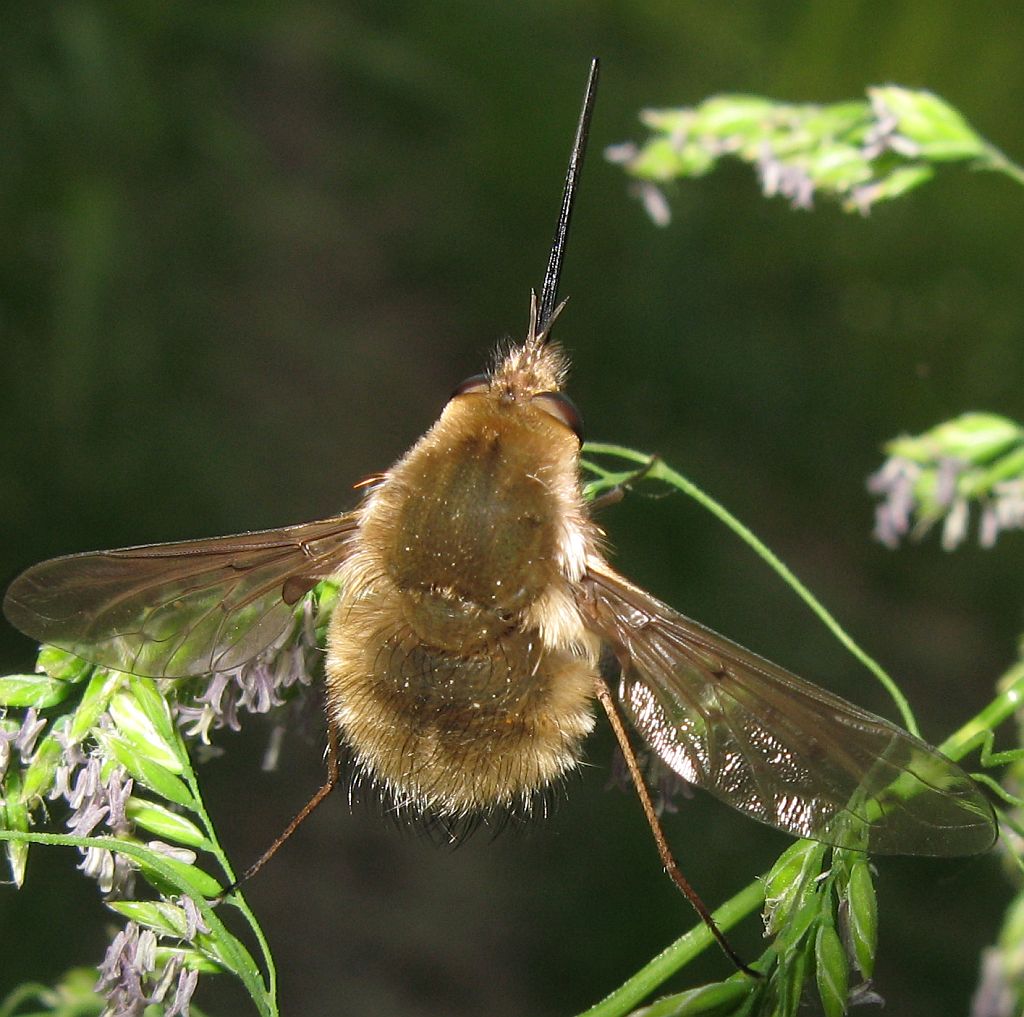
[[325, 582, 596, 815]]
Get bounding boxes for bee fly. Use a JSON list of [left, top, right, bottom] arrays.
[[3, 59, 996, 970]]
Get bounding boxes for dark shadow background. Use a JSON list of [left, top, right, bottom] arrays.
[[2, 4, 1022, 1015]]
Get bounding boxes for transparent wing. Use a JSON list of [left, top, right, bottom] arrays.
[[3, 514, 361, 678], [581, 562, 996, 857]]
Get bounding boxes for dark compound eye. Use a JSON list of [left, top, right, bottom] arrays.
[[533, 391, 584, 444], [451, 374, 490, 398]]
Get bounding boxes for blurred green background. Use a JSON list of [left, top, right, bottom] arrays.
[[2, 4, 1023, 1015]]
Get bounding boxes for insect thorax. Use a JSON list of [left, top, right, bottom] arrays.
[[369, 393, 585, 629]]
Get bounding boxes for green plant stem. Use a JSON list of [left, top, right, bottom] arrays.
[[179, 756, 277, 1005], [941, 655, 1024, 761], [0, 830, 277, 1017], [573, 880, 765, 1017], [581, 443, 919, 735]]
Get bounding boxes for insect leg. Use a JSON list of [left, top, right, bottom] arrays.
[[593, 676, 760, 977], [588, 455, 661, 511], [221, 722, 341, 899]]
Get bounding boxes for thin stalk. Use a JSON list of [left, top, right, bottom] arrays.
[[940, 655, 1024, 761], [179, 757, 277, 1005], [573, 880, 765, 1017], [581, 443, 919, 735]]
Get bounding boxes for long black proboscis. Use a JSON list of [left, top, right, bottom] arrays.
[[537, 57, 599, 339]]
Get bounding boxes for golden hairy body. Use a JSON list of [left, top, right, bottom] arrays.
[[1, 61, 997, 977], [326, 336, 603, 816]]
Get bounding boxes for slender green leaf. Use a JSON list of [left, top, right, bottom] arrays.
[[98, 732, 194, 808], [846, 164, 933, 210], [129, 676, 187, 765], [1, 772, 29, 887], [774, 933, 815, 1017], [630, 136, 715, 181], [155, 942, 224, 970], [155, 945, 223, 975], [870, 86, 988, 161], [0, 675, 71, 709], [138, 852, 222, 900], [846, 858, 877, 977], [108, 899, 189, 938], [762, 840, 827, 936], [20, 730, 64, 802], [807, 145, 872, 190], [773, 895, 821, 957], [37, 647, 94, 684], [69, 671, 122, 741], [815, 919, 849, 1017], [632, 979, 754, 1016], [685, 94, 778, 136], [194, 927, 261, 984], [886, 412, 1023, 465], [126, 798, 208, 849], [109, 689, 184, 773]]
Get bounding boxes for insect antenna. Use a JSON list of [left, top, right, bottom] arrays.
[[535, 57, 600, 341]]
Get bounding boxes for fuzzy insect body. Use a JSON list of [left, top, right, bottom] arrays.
[[325, 328, 601, 815]]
